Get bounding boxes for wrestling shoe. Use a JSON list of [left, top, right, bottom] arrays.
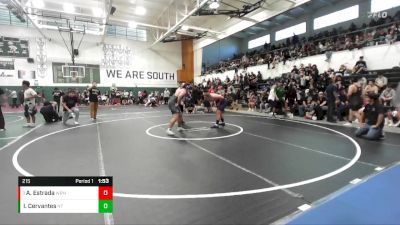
[[210, 124, 220, 128], [166, 129, 175, 136]]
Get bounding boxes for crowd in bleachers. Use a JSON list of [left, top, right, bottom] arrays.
[[203, 12, 400, 75], [2, 87, 174, 108], [194, 57, 400, 133]]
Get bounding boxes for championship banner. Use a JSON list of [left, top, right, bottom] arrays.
[[100, 68, 178, 87]]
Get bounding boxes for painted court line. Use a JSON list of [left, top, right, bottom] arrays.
[[230, 114, 400, 148], [242, 117, 343, 138], [146, 121, 243, 141], [12, 114, 168, 176], [0, 124, 43, 152], [95, 123, 115, 225], [182, 127, 211, 133], [0, 136, 20, 140], [242, 131, 380, 168], [187, 141, 304, 199], [118, 115, 361, 199], [12, 114, 362, 200], [6, 116, 25, 124]]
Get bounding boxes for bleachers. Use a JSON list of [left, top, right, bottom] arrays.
[[342, 68, 400, 86]]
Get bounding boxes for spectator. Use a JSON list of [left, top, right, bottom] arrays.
[[337, 86, 348, 121], [375, 74, 388, 90], [247, 92, 256, 111], [0, 87, 6, 131], [352, 56, 367, 74], [380, 85, 396, 107], [18, 89, 24, 107], [386, 108, 400, 127], [275, 83, 286, 116], [9, 90, 18, 108], [356, 93, 385, 140], [291, 65, 299, 74], [364, 79, 379, 96], [52, 88, 63, 115], [386, 29, 396, 44]]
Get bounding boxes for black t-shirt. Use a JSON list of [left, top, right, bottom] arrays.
[[355, 60, 367, 68], [364, 103, 384, 128], [325, 84, 337, 102], [318, 97, 326, 105], [89, 88, 100, 102], [53, 90, 63, 102], [62, 96, 78, 111]]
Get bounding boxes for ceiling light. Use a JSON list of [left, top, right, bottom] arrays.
[[181, 25, 189, 31], [209, 0, 220, 9], [32, 0, 45, 9], [63, 3, 75, 13], [135, 6, 146, 16], [128, 21, 137, 28], [92, 8, 103, 17]]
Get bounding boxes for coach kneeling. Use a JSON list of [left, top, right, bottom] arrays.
[[355, 93, 385, 140]]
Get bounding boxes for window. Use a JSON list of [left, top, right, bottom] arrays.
[[275, 22, 306, 41], [371, 0, 400, 13], [313, 5, 359, 30], [248, 34, 270, 49]]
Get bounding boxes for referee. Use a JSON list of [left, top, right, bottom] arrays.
[[88, 82, 101, 121]]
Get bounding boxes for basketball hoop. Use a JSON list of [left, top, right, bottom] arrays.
[[71, 71, 78, 82]]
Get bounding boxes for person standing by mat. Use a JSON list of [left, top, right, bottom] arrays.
[[22, 80, 38, 128], [88, 82, 100, 121], [52, 87, 63, 115], [325, 78, 338, 123], [344, 78, 363, 126], [62, 89, 80, 125], [203, 92, 227, 128], [163, 88, 170, 105], [0, 87, 6, 131], [166, 84, 188, 136]]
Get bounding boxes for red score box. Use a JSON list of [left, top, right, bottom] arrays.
[[98, 186, 113, 200]]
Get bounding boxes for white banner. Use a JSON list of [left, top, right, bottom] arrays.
[[100, 68, 178, 88]]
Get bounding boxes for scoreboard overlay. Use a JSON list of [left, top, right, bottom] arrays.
[[18, 177, 113, 214]]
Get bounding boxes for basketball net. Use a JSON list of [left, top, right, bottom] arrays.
[[71, 73, 77, 82]]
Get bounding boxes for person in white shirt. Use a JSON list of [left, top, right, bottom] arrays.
[[9, 90, 18, 108], [268, 85, 277, 117], [22, 80, 38, 127], [163, 88, 170, 105], [375, 74, 388, 91]]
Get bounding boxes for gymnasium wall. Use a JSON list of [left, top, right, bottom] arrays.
[[0, 25, 182, 88], [202, 36, 244, 67], [197, 0, 400, 76], [195, 42, 400, 83]]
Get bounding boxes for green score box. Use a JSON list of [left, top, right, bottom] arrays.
[[99, 200, 113, 213]]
